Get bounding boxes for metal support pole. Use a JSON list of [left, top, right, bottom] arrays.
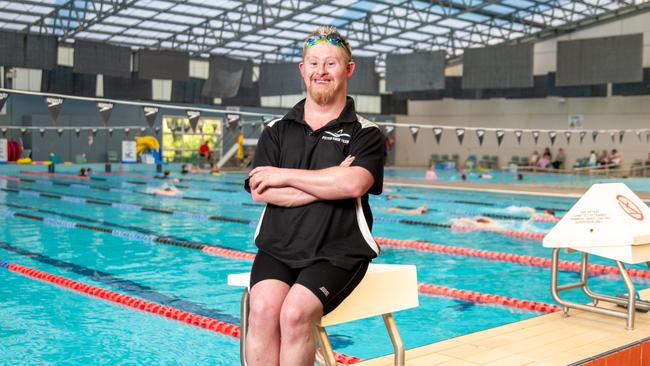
[[314, 326, 337, 366], [383, 313, 405, 366], [240, 289, 249, 366]]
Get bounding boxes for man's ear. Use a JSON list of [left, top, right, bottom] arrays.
[[346, 62, 356, 78]]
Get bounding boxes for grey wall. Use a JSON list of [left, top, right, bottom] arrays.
[[395, 96, 650, 167]]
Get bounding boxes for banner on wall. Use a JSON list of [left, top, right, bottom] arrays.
[[496, 130, 505, 146], [0, 93, 8, 115], [579, 131, 586, 144], [548, 131, 557, 146], [143, 106, 159, 128], [433, 127, 443, 144], [0, 139, 7, 163], [122, 140, 136, 163], [187, 110, 201, 133], [514, 130, 522, 145], [44, 96, 64, 124], [97, 102, 114, 126], [564, 131, 571, 144], [592, 131, 599, 143], [476, 129, 485, 146], [568, 114, 584, 130], [455, 128, 465, 145], [409, 126, 419, 143], [532, 130, 540, 145]]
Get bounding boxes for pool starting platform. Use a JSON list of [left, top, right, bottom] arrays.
[[228, 263, 419, 366], [544, 182, 650, 329]]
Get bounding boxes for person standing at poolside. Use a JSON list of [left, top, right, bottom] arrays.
[[244, 26, 385, 366]]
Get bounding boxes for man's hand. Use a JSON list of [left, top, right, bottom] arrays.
[[249, 166, 287, 194], [340, 155, 355, 167]]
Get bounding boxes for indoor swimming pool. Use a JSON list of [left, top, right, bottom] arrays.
[[1, 166, 649, 364]]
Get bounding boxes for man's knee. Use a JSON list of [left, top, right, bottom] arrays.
[[249, 295, 283, 327]]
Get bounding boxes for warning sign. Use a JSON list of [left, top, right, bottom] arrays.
[[543, 183, 650, 250], [616, 195, 644, 221]]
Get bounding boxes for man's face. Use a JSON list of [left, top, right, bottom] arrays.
[[300, 41, 354, 105]]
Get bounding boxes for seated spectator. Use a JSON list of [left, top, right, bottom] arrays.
[[537, 153, 551, 168], [529, 150, 539, 166], [384, 204, 428, 215], [645, 152, 650, 167], [543, 147, 552, 161], [598, 149, 610, 166], [588, 150, 598, 167], [552, 148, 566, 169], [610, 149, 622, 167]]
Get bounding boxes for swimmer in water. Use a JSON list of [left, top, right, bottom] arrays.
[[384, 204, 428, 215]]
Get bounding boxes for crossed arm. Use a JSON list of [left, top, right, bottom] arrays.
[[248, 155, 374, 207]]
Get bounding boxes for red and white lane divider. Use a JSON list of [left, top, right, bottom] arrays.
[[375, 237, 650, 279], [2, 261, 362, 365]]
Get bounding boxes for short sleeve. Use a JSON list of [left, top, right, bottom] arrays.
[[244, 123, 281, 193], [348, 125, 385, 195]]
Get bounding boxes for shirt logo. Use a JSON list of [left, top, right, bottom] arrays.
[[319, 286, 330, 297], [322, 129, 350, 144]]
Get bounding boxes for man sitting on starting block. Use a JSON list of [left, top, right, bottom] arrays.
[[244, 26, 385, 366]]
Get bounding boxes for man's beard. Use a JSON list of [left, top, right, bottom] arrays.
[[307, 79, 341, 105]]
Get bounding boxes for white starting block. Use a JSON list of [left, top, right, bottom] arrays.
[[228, 263, 418, 366], [544, 183, 650, 329]]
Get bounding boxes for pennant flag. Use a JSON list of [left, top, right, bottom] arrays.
[[250, 120, 257, 131], [187, 110, 201, 133], [1, 128, 6, 136], [636, 130, 642, 142], [21, 128, 28, 136], [124, 128, 130, 137], [385, 125, 394, 134], [91, 128, 98, 137], [433, 127, 443, 144], [227, 114, 240, 132], [619, 130, 625, 144], [140, 127, 146, 133], [610, 131, 616, 144], [476, 129, 485, 146], [74, 128, 81, 137], [496, 130, 505, 146], [0, 92, 8, 112], [108, 128, 114, 136], [56, 128, 64, 137], [647, 131, 650, 143], [532, 130, 540, 145], [143, 106, 159, 128], [456, 128, 465, 145], [564, 131, 572, 144], [579, 131, 586, 144], [39, 128, 45, 137], [548, 131, 557, 146], [97, 102, 114, 127], [592, 131, 599, 143], [514, 130, 523, 145], [44, 96, 64, 124], [154, 127, 161, 134], [409, 126, 420, 143]]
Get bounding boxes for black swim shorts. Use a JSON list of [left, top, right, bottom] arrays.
[[249, 251, 369, 315]]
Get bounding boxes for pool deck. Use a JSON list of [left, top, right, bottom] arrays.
[[384, 178, 650, 200], [356, 288, 650, 366]]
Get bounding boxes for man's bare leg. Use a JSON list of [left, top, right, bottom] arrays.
[[279, 284, 324, 366], [246, 279, 290, 366]]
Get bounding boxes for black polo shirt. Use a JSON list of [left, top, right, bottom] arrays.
[[244, 97, 385, 270]]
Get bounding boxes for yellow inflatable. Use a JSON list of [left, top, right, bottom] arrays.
[[16, 157, 32, 164], [135, 136, 160, 155]]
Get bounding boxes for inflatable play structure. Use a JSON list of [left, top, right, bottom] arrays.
[[135, 136, 162, 163], [7, 140, 22, 162]]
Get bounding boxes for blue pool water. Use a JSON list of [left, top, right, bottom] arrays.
[[385, 167, 650, 192], [1, 166, 649, 364]]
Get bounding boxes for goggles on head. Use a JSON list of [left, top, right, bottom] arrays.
[[305, 33, 350, 54]]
